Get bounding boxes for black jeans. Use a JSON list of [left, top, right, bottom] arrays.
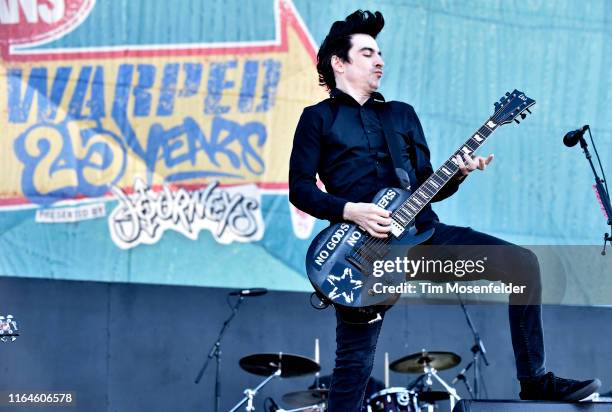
[[328, 222, 545, 412]]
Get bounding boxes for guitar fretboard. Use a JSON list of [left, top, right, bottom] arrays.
[[391, 119, 499, 229]]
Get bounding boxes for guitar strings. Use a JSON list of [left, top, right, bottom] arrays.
[[363, 101, 518, 256], [355, 100, 520, 259]]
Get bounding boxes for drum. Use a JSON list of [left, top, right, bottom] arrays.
[[366, 387, 418, 412]]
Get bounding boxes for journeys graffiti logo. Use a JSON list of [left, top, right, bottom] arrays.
[[0, 0, 325, 246], [109, 179, 264, 249]]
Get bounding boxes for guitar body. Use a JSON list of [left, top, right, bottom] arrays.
[[305, 187, 434, 311]]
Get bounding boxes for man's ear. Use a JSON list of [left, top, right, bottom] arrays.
[[331, 55, 344, 74]]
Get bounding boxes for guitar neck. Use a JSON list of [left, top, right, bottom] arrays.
[[391, 118, 500, 229]]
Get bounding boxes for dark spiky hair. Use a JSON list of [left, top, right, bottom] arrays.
[[316, 10, 385, 91]]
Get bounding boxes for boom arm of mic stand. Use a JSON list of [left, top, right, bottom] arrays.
[[195, 296, 245, 383]]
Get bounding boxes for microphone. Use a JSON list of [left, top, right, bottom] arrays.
[[563, 125, 589, 147], [228, 288, 268, 297]]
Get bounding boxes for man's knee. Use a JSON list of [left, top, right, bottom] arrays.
[[514, 246, 542, 290], [517, 247, 539, 272]]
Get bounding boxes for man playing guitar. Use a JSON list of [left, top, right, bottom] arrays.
[[289, 9, 600, 412]]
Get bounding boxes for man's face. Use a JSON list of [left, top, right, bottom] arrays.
[[336, 33, 384, 93]]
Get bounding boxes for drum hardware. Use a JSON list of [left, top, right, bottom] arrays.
[[281, 389, 329, 410], [417, 351, 461, 411], [390, 351, 461, 374], [238, 353, 320, 378], [229, 368, 281, 412], [314, 339, 320, 389], [277, 405, 326, 412], [390, 350, 461, 411], [366, 387, 419, 412], [405, 374, 427, 392], [384, 352, 390, 388], [415, 390, 450, 403], [230, 352, 321, 412]]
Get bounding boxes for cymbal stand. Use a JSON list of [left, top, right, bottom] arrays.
[[420, 361, 461, 412], [278, 405, 325, 412], [228, 368, 282, 412]]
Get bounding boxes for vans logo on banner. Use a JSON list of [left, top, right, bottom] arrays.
[[0, 0, 95, 55]]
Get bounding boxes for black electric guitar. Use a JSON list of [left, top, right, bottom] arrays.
[[305, 90, 535, 312]]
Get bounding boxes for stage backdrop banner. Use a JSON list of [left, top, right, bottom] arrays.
[[1, 0, 610, 299]]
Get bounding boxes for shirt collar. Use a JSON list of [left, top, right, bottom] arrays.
[[330, 88, 386, 106]]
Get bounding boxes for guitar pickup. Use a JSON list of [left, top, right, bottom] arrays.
[[346, 254, 371, 276], [391, 220, 404, 237]]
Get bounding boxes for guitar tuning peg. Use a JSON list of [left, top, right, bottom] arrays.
[[505, 92, 511, 96], [520, 113, 527, 119], [526, 108, 531, 114], [514, 119, 520, 124]]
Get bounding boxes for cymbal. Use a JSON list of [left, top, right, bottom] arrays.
[[239, 353, 320, 378], [416, 390, 450, 403], [282, 389, 329, 407], [390, 351, 461, 373]]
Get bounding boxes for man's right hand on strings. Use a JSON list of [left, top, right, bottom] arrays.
[[343, 202, 392, 238]]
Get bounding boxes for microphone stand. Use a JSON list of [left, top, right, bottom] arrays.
[[456, 293, 489, 399], [575, 129, 612, 255], [195, 294, 245, 412]]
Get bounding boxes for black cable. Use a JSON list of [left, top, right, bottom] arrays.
[[310, 292, 330, 310]]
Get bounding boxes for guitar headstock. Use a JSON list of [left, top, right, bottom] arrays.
[[492, 89, 535, 126], [0, 315, 19, 342]]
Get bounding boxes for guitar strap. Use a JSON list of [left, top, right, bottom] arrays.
[[377, 103, 418, 191]]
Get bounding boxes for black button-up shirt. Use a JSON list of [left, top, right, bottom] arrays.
[[289, 88, 463, 231]]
